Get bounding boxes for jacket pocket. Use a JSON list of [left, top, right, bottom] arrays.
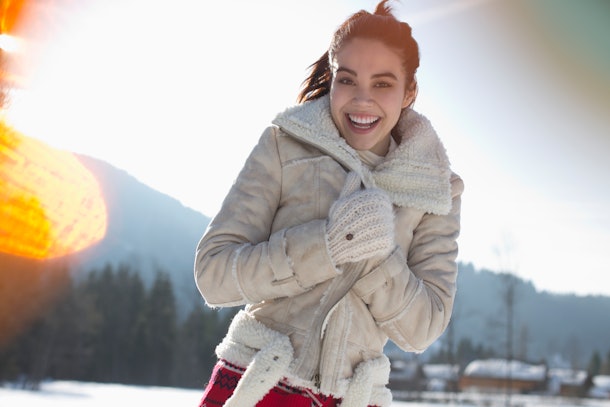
[[273, 156, 345, 230]]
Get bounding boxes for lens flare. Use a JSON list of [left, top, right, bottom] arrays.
[[0, 33, 21, 53], [0, 120, 107, 259], [1, 0, 27, 35]]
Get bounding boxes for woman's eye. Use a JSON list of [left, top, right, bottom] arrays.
[[338, 77, 354, 85], [375, 82, 391, 88]]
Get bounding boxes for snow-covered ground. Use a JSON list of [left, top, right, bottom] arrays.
[[1, 381, 610, 406]]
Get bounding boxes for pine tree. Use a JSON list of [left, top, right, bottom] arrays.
[[171, 301, 238, 388], [588, 350, 602, 377], [172, 302, 210, 388], [50, 277, 101, 380], [113, 265, 147, 382], [139, 270, 177, 386], [82, 264, 147, 383], [602, 349, 610, 375]]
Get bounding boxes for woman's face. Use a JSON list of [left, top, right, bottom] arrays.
[[329, 38, 414, 155]]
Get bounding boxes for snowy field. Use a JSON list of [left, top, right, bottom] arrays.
[[1, 381, 610, 407]]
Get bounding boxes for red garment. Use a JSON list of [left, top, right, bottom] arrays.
[[198, 360, 342, 407]]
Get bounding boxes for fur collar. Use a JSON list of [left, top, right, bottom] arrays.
[[272, 95, 453, 215]]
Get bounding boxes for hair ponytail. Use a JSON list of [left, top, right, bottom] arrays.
[[374, 0, 393, 16], [297, 52, 331, 104]]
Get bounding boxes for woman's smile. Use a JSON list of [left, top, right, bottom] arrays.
[[346, 113, 381, 131]]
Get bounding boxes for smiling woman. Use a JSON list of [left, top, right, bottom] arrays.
[[193, 1, 463, 406]]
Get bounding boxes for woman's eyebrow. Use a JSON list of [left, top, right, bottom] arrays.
[[372, 72, 398, 80], [336, 66, 398, 81], [336, 66, 357, 76]]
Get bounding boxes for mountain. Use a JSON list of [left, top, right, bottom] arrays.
[[70, 155, 610, 367], [449, 263, 610, 367], [70, 154, 211, 314]]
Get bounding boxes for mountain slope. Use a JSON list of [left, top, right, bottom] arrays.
[[451, 263, 610, 366], [70, 154, 210, 313]]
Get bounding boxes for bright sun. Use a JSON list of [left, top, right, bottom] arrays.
[[1, 0, 108, 260], [0, 121, 107, 259]]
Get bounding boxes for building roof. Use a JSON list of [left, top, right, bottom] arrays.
[[548, 368, 587, 386], [463, 359, 546, 381], [423, 364, 459, 380]]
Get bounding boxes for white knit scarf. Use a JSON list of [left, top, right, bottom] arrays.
[[272, 95, 453, 215]]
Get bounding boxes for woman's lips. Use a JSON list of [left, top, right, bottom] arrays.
[[347, 113, 380, 131]]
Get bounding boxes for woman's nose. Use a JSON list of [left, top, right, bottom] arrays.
[[352, 87, 373, 105]]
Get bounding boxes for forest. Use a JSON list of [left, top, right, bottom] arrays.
[[0, 263, 237, 390], [2, 261, 610, 392]]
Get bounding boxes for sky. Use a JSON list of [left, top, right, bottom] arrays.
[[2, 0, 610, 297]]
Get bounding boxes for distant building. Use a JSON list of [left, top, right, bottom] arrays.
[[589, 375, 610, 399], [388, 358, 424, 391], [547, 368, 587, 397], [422, 364, 459, 392], [459, 359, 547, 394]]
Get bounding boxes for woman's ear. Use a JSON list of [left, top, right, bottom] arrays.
[[402, 81, 418, 108]]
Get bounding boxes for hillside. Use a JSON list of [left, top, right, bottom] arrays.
[[69, 154, 211, 314], [448, 263, 610, 367]]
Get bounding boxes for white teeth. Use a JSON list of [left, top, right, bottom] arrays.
[[349, 114, 379, 124]]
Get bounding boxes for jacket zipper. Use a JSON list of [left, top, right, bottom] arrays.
[[308, 265, 362, 393], [314, 373, 321, 390]]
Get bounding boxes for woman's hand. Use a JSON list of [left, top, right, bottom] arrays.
[[326, 172, 395, 266]]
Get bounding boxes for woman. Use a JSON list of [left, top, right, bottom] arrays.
[[194, 1, 463, 406]]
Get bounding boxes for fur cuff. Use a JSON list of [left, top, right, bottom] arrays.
[[216, 310, 294, 407], [342, 355, 393, 407]]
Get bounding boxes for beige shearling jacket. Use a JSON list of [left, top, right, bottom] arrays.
[[194, 95, 463, 407]]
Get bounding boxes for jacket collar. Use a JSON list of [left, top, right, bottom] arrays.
[[272, 95, 453, 215]]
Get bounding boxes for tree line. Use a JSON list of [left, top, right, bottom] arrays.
[[0, 263, 237, 390], [2, 261, 610, 393]]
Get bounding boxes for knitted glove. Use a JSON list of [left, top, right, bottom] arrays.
[[326, 172, 395, 266]]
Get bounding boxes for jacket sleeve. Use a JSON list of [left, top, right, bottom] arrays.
[[194, 127, 339, 307], [351, 173, 464, 352]]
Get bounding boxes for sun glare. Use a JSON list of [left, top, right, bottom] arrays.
[[0, 121, 107, 259], [0, 34, 21, 53]]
